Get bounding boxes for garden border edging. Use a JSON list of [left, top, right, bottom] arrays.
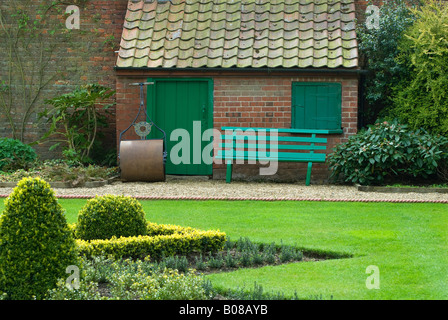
[[355, 184, 448, 194], [0, 194, 446, 203]]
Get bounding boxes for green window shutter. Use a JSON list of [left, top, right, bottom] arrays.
[[292, 82, 342, 130]]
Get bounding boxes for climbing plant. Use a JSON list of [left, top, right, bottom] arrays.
[[0, 0, 94, 144], [0, 1, 68, 141]]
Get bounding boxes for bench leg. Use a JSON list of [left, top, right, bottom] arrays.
[[306, 162, 313, 186], [226, 160, 233, 183]]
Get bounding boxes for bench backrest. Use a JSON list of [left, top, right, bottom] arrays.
[[217, 127, 328, 162]]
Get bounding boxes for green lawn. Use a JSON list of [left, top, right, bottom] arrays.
[[1, 198, 447, 300]]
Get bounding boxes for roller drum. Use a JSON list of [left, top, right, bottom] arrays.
[[120, 139, 165, 182]]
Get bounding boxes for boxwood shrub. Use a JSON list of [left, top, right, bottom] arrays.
[[0, 177, 79, 300], [75, 194, 148, 241]]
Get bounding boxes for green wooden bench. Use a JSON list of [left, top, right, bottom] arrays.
[[216, 127, 330, 186]]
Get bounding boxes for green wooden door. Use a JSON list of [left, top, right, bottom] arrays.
[[147, 78, 213, 175], [292, 82, 342, 130]]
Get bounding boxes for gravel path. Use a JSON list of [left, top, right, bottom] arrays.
[[1, 176, 447, 202]]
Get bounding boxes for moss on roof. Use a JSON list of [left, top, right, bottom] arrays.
[[117, 0, 358, 69]]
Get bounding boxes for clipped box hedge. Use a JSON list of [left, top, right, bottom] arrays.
[[146, 222, 201, 236], [72, 222, 226, 260]]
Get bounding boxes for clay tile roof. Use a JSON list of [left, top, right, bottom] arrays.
[[117, 0, 358, 69]]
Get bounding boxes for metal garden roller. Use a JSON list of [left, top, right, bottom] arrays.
[[118, 82, 167, 182]]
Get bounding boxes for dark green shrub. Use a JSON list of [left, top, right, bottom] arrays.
[[279, 245, 303, 263], [208, 252, 224, 269], [240, 250, 253, 267], [221, 282, 299, 300], [163, 255, 189, 273], [252, 251, 265, 265], [75, 194, 148, 241], [224, 250, 237, 268], [0, 177, 79, 300], [357, 0, 417, 125], [328, 120, 448, 185], [194, 254, 207, 270], [436, 158, 448, 182], [0, 137, 37, 171], [264, 251, 276, 264]]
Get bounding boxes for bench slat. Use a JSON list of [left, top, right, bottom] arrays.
[[216, 150, 326, 162], [219, 142, 327, 151], [220, 134, 327, 144]]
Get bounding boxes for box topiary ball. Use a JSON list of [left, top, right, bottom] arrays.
[[75, 194, 147, 241], [0, 177, 79, 300]]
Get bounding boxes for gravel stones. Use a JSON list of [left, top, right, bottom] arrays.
[[1, 176, 447, 203]]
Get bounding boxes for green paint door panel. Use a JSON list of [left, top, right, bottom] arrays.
[[292, 82, 342, 130], [147, 79, 213, 175]]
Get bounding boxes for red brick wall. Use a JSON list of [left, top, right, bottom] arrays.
[[115, 72, 359, 183], [213, 76, 358, 132], [116, 76, 149, 142], [212, 75, 358, 182], [0, 0, 128, 159]]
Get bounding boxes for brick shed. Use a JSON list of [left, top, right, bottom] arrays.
[[115, 0, 361, 183]]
